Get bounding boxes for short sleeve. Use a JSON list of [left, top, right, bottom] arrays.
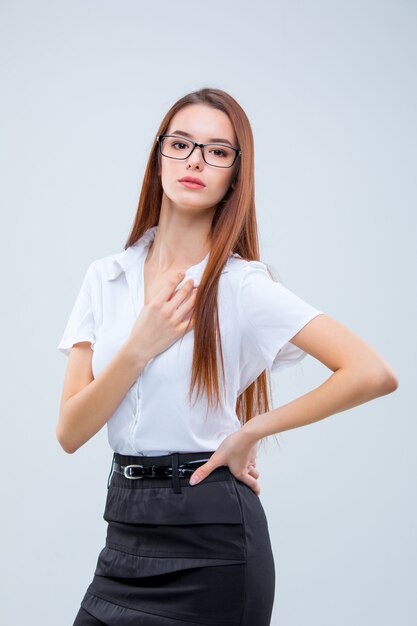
[[57, 261, 97, 357], [240, 261, 324, 373]]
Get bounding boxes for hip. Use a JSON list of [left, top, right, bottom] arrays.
[[80, 450, 275, 625]]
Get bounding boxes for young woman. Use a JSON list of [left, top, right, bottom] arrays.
[[57, 87, 399, 626]]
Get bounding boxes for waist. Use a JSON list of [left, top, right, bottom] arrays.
[[108, 450, 232, 492], [114, 450, 217, 465]]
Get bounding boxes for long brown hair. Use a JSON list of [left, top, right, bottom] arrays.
[[125, 87, 278, 449]]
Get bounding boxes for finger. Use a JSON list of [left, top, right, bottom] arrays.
[[168, 279, 196, 311], [178, 315, 195, 336], [189, 458, 221, 486], [173, 288, 197, 324], [240, 474, 261, 496], [248, 466, 260, 479], [156, 270, 189, 304], [235, 469, 261, 495], [181, 320, 195, 335]]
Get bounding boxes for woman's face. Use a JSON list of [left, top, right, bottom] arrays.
[[158, 104, 239, 212]]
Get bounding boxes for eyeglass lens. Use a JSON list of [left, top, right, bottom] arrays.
[[160, 136, 237, 167]]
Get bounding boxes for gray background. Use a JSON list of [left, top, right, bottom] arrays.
[[1, 0, 415, 624]]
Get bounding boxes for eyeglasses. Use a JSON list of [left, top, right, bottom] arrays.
[[156, 134, 241, 168]]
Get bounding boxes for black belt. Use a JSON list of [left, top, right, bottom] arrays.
[[112, 457, 211, 480]]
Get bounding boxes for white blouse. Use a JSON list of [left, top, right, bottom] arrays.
[[57, 226, 324, 455]]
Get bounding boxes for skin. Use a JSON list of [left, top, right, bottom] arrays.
[[58, 103, 399, 496], [146, 102, 239, 295], [142, 106, 265, 488]]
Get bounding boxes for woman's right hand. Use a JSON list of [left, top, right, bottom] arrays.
[[126, 270, 197, 362]]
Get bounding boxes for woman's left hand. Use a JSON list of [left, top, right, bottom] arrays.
[[188, 430, 261, 495]]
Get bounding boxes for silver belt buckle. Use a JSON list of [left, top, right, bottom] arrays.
[[123, 464, 144, 479]]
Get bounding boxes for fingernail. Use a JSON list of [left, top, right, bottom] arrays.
[[189, 473, 201, 486]]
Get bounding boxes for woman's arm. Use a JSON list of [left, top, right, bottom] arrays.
[[56, 340, 149, 454], [241, 313, 399, 440], [56, 271, 197, 454]]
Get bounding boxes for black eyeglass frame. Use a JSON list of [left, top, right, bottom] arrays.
[[156, 134, 242, 168]]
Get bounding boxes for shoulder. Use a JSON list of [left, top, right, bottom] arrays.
[[222, 255, 279, 286], [92, 250, 125, 268], [85, 250, 127, 282]]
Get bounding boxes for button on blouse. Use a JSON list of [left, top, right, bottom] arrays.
[[57, 226, 324, 455]]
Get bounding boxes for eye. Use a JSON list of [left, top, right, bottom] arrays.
[[172, 141, 189, 150], [207, 145, 233, 159], [209, 148, 228, 157]]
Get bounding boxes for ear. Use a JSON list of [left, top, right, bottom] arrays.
[[230, 172, 238, 190]]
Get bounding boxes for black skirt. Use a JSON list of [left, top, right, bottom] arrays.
[[73, 450, 275, 626]]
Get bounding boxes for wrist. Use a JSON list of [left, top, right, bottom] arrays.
[[240, 418, 262, 445], [121, 339, 153, 372], [242, 411, 272, 443]]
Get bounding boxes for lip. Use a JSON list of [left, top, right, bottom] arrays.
[[179, 176, 206, 189]]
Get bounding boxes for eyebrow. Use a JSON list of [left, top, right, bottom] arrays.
[[169, 130, 234, 147]]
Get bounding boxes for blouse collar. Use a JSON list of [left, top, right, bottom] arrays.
[[106, 225, 230, 286]]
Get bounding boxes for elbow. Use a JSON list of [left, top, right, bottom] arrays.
[[55, 423, 79, 455], [365, 366, 399, 397], [381, 372, 400, 395]]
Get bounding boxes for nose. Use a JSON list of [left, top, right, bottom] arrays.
[[187, 144, 204, 167]]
